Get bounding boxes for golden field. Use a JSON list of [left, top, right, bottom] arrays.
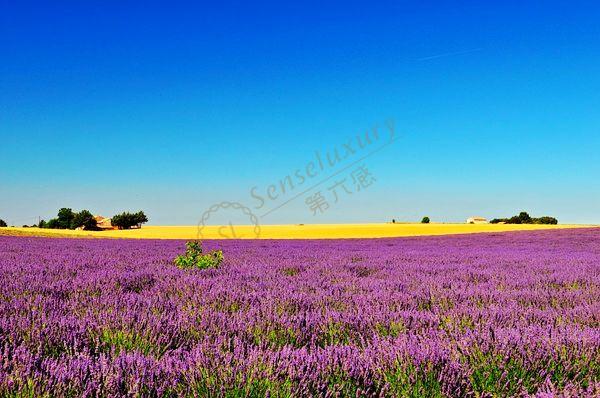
[[0, 223, 593, 239]]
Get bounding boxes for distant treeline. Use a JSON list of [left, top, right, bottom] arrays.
[[490, 212, 557, 225], [32, 208, 148, 230]]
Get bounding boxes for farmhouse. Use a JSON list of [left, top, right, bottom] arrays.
[[467, 216, 488, 224], [94, 215, 115, 230]]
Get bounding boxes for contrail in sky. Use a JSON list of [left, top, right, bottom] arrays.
[[416, 48, 483, 61]]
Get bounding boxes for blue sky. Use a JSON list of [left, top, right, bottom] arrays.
[[1, 1, 599, 225]]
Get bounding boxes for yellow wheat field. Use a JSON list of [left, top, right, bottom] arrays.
[[0, 223, 592, 239]]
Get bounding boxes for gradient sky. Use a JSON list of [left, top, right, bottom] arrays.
[[1, 1, 599, 226]]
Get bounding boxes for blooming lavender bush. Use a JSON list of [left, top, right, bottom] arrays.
[[0, 229, 599, 397]]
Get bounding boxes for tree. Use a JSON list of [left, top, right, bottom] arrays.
[[46, 218, 60, 229], [38, 219, 46, 228], [134, 211, 148, 226], [508, 215, 522, 224], [71, 210, 97, 230], [111, 211, 149, 229], [57, 208, 75, 229], [421, 216, 430, 224], [490, 212, 558, 225], [0, 219, 7, 227], [518, 211, 532, 224], [533, 216, 558, 225]]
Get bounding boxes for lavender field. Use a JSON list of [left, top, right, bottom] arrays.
[[0, 230, 599, 397]]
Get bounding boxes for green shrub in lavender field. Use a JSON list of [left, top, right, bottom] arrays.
[[174, 241, 223, 270]]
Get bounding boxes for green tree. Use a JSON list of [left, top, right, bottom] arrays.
[[518, 211, 532, 224], [57, 208, 75, 229], [421, 216, 430, 224], [71, 210, 98, 230], [46, 218, 60, 229], [491, 212, 557, 225], [0, 219, 7, 227], [533, 216, 558, 225], [38, 219, 46, 228], [111, 211, 148, 229], [134, 211, 148, 226], [508, 216, 522, 224], [111, 212, 133, 229]]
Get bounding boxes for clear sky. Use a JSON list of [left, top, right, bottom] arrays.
[[1, 1, 599, 226]]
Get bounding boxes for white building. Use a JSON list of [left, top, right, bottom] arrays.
[[467, 217, 488, 224]]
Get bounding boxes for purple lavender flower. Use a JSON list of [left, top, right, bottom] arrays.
[[0, 229, 599, 396]]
